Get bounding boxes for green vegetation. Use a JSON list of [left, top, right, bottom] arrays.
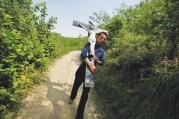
[[0, 0, 86, 118], [94, 0, 179, 119], [1, 0, 179, 118], [50, 33, 87, 58]]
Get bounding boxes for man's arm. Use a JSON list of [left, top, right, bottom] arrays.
[[84, 58, 96, 73], [81, 43, 96, 73], [93, 50, 105, 66], [99, 51, 105, 65]]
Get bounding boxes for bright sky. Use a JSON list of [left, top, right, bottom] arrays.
[[33, 0, 141, 37]]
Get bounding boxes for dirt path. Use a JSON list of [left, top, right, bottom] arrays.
[[16, 51, 103, 119]]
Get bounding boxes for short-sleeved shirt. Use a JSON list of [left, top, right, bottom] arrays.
[[76, 43, 105, 76], [81, 43, 105, 65]]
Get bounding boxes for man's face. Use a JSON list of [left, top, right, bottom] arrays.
[[96, 33, 107, 45]]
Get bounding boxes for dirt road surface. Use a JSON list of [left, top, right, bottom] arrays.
[[16, 51, 103, 119]]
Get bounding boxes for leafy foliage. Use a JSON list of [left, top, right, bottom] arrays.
[[0, 1, 87, 118], [94, 0, 179, 119]]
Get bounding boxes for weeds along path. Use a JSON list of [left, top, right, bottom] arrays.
[[16, 51, 103, 119]]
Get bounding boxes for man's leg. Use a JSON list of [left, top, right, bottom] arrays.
[[76, 85, 90, 118], [70, 64, 86, 100], [70, 73, 84, 100]]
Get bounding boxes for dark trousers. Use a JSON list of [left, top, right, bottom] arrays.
[[70, 62, 90, 118]]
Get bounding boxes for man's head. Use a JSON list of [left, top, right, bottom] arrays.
[[95, 32, 108, 45]]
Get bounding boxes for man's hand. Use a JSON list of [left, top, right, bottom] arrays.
[[93, 55, 98, 62], [84, 58, 96, 73], [87, 64, 96, 74], [93, 55, 102, 65]]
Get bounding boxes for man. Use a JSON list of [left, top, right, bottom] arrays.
[[68, 32, 108, 119]]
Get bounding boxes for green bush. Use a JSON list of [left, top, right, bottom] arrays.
[[94, 0, 179, 119], [0, 0, 87, 118]]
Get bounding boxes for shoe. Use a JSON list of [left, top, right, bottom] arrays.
[[67, 96, 74, 104]]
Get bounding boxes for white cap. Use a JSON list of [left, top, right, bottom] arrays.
[[94, 28, 108, 35]]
